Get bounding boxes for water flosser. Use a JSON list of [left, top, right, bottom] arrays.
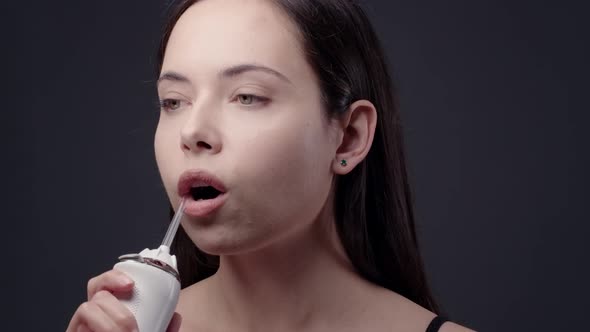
[[113, 198, 186, 332]]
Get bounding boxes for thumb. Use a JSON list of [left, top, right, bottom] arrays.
[[166, 312, 183, 332]]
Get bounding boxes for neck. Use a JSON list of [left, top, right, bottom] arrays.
[[202, 207, 378, 332]]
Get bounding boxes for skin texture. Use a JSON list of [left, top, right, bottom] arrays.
[[67, 0, 473, 331]]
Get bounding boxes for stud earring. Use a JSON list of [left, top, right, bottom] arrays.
[[340, 159, 348, 167]]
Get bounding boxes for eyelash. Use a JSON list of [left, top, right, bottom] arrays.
[[158, 94, 269, 112], [158, 99, 185, 112], [232, 94, 269, 106]]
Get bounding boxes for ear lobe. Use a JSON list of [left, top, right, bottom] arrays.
[[333, 100, 377, 175]]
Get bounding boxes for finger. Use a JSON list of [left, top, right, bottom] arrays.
[[66, 306, 90, 332], [68, 301, 117, 332], [166, 312, 183, 332], [91, 290, 138, 331], [76, 325, 92, 332], [87, 270, 134, 300]]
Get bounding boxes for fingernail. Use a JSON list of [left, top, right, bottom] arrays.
[[116, 274, 133, 286]]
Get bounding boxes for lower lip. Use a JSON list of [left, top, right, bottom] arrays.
[[182, 193, 228, 217]]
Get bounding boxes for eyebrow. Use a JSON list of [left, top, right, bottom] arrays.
[[157, 63, 293, 87], [220, 64, 292, 85], [157, 72, 190, 86]]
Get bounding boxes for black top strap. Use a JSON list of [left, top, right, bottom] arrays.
[[426, 316, 449, 332]]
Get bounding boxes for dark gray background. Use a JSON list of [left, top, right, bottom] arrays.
[[9, 0, 588, 331]]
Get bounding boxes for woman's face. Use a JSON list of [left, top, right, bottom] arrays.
[[154, 0, 340, 255]]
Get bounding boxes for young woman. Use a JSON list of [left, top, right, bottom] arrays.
[[67, 0, 473, 331]]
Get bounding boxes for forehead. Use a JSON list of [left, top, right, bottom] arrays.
[[162, 0, 307, 81]]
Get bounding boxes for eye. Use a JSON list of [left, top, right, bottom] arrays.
[[236, 94, 268, 106], [159, 99, 185, 112]]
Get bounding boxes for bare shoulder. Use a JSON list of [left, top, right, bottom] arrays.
[[175, 278, 213, 332], [371, 287, 475, 332], [176, 278, 210, 311], [440, 321, 477, 332]]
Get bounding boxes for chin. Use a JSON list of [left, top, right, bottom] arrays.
[[182, 223, 265, 256], [194, 239, 245, 256]]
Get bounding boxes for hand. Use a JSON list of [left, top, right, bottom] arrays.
[[66, 269, 182, 332]]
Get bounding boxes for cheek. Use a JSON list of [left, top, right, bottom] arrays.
[[154, 121, 180, 199], [154, 122, 172, 161], [232, 114, 334, 218]]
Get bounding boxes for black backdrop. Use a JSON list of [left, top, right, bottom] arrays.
[[9, 0, 589, 331]]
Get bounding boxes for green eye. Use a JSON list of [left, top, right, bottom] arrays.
[[238, 94, 254, 105], [236, 94, 269, 106], [160, 99, 182, 112]]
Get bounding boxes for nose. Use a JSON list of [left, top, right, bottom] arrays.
[[179, 103, 222, 155]]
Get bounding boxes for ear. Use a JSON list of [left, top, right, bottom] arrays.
[[333, 100, 377, 175]]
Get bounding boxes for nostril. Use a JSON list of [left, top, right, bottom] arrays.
[[196, 141, 212, 149]]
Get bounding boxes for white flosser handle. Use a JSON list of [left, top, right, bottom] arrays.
[[112, 198, 186, 332], [113, 260, 180, 332]]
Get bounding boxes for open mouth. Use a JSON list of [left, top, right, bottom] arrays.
[[183, 185, 228, 217], [190, 186, 223, 201], [177, 170, 228, 217]]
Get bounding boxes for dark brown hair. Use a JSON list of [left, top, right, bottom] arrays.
[[158, 0, 439, 313]]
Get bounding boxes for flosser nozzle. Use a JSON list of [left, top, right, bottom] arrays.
[[161, 197, 186, 248]]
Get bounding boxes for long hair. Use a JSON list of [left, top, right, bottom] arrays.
[[157, 0, 439, 313]]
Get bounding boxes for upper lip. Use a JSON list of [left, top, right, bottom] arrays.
[[177, 169, 227, 197]]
